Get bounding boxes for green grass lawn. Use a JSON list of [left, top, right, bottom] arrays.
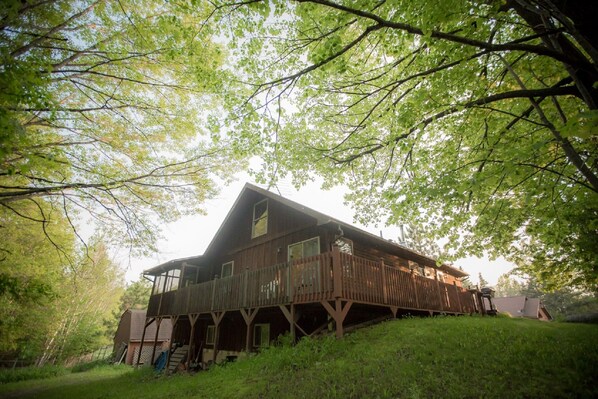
[[1, 316, 596, 399]]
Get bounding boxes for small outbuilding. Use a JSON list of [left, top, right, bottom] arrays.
[[493, 296, 552, 321], [113, 309, 173, 365]]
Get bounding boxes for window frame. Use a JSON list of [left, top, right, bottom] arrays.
[[253, 323, 270, 348], [206, 325, 215, 345], [251, 199, 268, 238], [288, 236, 321, 262], [221, 261, 234, 278]]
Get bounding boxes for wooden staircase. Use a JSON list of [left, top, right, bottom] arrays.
[[167, 345, 189, 373]]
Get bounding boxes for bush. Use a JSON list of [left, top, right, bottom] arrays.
[[0, 365, 67, 384]]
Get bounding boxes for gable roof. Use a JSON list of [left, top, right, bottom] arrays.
[[117, 309, 173, 342], [145, 183, 468, 278], [494, 296, 552, 320]]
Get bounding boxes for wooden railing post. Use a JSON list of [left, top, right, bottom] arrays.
[[380, 259, 388, 304], [411, 270, 420, 309], [243, 268, 249, 308], [287, 262, 293, 302], [211, 275, 219, 311], [435, 271, 444, 311], [454, 282, 463, 313], [332, 246, 342, 298]]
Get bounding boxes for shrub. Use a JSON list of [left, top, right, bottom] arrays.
[[0, 365, 67, 384]]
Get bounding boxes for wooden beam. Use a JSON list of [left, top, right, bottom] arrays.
[[308, 321, 329, 337], [240, 308, 259, 352], [210, 311, 225, 363], [149, 318, 162, 367], [135, 317, 154, 367], [320, 299, 353, 338], [186, 314, 199, 365], [279, 305, 298, 342], [389, 306, 398, 318]]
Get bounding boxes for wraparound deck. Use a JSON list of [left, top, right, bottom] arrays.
[[147, 249, 477, 320]]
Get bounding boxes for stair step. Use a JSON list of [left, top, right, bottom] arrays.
[[167, 345, 190, 373]]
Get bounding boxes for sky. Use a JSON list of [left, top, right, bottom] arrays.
[[123, 177, 516, 287]]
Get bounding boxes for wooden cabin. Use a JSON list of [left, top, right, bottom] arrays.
[[139, 183, 482, 367]]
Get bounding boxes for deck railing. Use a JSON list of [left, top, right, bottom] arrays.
[[147, 251, 475, 317]]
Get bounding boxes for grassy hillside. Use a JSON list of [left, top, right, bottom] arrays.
[[1, 316, 597, 398]]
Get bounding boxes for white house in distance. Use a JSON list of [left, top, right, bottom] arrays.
[[493, 296, 552, 321]]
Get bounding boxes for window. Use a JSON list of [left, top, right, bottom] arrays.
[[153, 274, 164, 295], [288, 237, 320, 261], [252, 199, 268, 238], [289, 237, 321, 292], [152, 269, 181, 294], [206, 325, 215, 345], [221, 261, 234, 278], [253, 324, 270, 347]]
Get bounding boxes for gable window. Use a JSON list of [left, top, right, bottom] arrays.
[[288, 237, 320, 261], [206, 325, 215, 345], [221, 261, 234, 278], [253, 323, 270, 347], [252, 199, 268, 238]]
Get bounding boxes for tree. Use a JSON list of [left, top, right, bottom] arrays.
[[215, 0, 598, 290], [0, 200, 70, 359], [35, 237, 123, 365], [103, 277, 152, 340], [478, 273, 489, 288], [0, 0, 243, 256], [119, 278, 152, 312], [494, 273, 525, 297], [520, 276, 598, 320], [396, 224, 445, 259], [0, 203, 124, 364]]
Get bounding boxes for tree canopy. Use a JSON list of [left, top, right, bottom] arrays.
[[0, 0, 243, 255], [216, 0, 598, 290], [0, 203, 123, 364]]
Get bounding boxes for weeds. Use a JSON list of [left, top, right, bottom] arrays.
[[0, 365, 67, 384]]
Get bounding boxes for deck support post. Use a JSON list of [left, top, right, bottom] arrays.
[[240, 308, 258, 352], [136, 317, 154, 367], [210, 311, 225, 363], [279, 305, 301, 343], [165, 316, 179, 372], [389, 306, 398, 318], [186, 314, 199, 366], [477, 291, 487, 315], [149, 318, 162, 366], [320, 299, 352, 338]]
